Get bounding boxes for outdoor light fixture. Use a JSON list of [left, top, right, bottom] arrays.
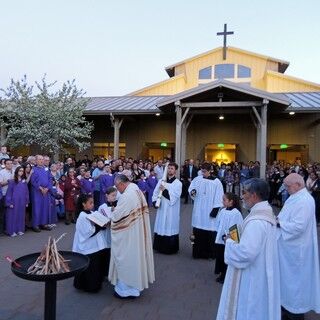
[[219, 115, 224, 120], [289, 111, 295, 115], [155, 113, 160, 116]]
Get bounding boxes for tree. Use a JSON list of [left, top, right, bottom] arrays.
[[0, 75, 94, 159]]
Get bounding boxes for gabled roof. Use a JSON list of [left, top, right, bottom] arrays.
[[83, 87, 320, 115], [165, 46, 290, 77], [84, 95, 165, 115], [157, 79, 290, 109]]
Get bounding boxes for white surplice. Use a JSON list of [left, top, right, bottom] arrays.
[[277, 188, 320, 314], [216, 201, 280, 320], [215, 208, 243, 245], [108, 183, 155, 294], [152, 177, 182, 236], [188, 176, 224, 231], [72, 211, 109, 255]]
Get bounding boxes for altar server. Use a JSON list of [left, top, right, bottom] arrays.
[[152, 162, 182, 254], [214, 193, 243, 283], [189, 162, 224, 259], [80, 169, 95, 195], [99, 165, 114, 205], [146, 169, 157, 207], [73, 194, 109, 293], [277, 173, 320, 319], [98, 186, 118, 274]]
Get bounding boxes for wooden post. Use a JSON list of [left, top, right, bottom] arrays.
[[175, 102, 182, 177], [181, 113, 193, 164], [260, 102, 268, 179], [110, 114, 123, 160]]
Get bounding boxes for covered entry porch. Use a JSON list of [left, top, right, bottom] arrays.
[[157, 80, 290, 178]]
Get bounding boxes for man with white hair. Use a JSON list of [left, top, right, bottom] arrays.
[[277, 173, 320, 319], [109, 174, 154, 298], [217, 178, 280, 320]]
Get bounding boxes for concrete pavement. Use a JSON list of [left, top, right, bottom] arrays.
[[0, 203, 319, 320]]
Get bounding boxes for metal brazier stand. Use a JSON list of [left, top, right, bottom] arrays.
[[11, 251, 89, 320]]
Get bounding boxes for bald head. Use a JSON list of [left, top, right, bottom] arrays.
[[284, 173, 305, 195]]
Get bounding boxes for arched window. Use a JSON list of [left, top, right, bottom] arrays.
[[199, 66, 212, 79], [238, 65, 251, 78], [214, 64, 235, 79]]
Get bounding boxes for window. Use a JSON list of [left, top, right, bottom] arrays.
[[214, 64, 235, 79], [199, 66, 212, 79], [238, 65, 251, 78]]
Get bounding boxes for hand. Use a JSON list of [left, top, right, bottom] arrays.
[[159, 185, 165, 191], [9, 205, 13, 208], [26, 204, 28, 207]]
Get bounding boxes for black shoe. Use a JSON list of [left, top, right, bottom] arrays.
[[40, 225, 52, 231], [71, 219, 76, 224], [113, 292, 137, 300], [32, 227, 41, 233], [65, 221, 71, 225]]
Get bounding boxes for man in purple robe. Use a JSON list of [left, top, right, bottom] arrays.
[[99, 165, 114, 205], [31, 155, 52, 232]]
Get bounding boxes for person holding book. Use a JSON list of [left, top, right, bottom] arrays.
[[214, 193, 243, 284], [98, 186, 118, 275], [72, 194, 109, 293], [217, 178, 280, 320]]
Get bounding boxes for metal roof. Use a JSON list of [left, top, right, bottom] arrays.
[[83, 90, 320, 115], [84, 96, 165, 115], [282, 92, 320, 111]]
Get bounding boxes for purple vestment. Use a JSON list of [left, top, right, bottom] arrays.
[[99, 174, 114, 205], [80, 178, 95, 195], [31, 166, 52, 227], [5, 179, 29, 235], [147, 176, 158, 207]]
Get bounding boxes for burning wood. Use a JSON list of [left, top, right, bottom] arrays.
[[27, 234, 70, 275]]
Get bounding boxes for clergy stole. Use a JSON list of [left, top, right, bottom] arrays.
[[221, 208, 276, 320]]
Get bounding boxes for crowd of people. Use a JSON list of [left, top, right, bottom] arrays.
[[0, 146, 320, 318]]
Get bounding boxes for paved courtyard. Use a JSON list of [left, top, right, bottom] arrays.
[[0, 203, 319, 320]]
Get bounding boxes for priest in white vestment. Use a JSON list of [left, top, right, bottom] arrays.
[[277, 173, 320, 319], [108, 175, 155, 298], [152, 162, 182, 254], [189, 162, 224, 259], [217, 178, 280, 320]]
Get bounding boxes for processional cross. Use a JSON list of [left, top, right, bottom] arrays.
[[217, 23, 234, 60]]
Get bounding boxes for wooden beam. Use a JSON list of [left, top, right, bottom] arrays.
[[252, 106, 262, 125], [181, 101, 262, 108]]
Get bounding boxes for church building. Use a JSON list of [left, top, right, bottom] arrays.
[[81, 26, 320, 176]]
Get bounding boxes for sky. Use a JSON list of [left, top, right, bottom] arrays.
[[0, 0, 319, 96]]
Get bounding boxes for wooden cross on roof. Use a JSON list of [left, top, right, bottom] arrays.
[[217, 23, 234, 60]]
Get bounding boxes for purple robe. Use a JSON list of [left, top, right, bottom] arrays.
[[31, 166, 52, 227], [147, 176, 158, 207], [80, 178, 95, 195], [99, 174, 114, 205], [5, 179, 29, 235]]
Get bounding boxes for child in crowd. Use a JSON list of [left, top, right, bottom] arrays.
[[72, 194, 109, 293], [214, 192, 243, 284], [5, 166, 29, 237], [137, 172, 148, 200], [80, 169, 95, 196], [98, 186, 118, 274]]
